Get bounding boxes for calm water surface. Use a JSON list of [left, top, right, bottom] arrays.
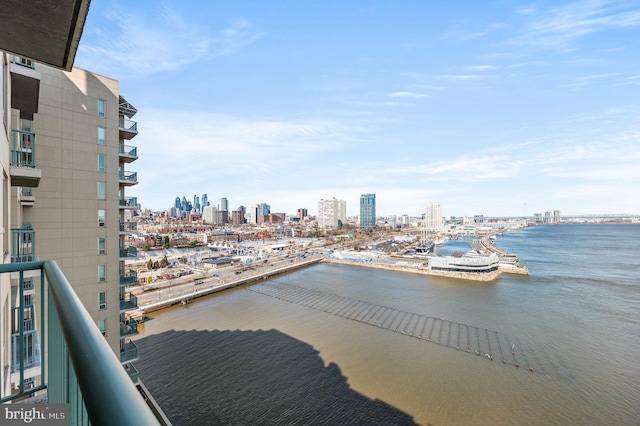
[[134, 224, 640, 425]]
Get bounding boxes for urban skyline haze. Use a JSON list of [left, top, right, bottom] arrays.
[[75, 1, 640, 217]]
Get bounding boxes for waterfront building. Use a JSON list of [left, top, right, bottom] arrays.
[[425, 202, 443, 232], [318, 198, 347, 229], [360, 194, 376, 230], [0, 3, 160, 422], [534, 212, 543, 224], [544, 211, 552, 224], [554, 210, 561, 223]]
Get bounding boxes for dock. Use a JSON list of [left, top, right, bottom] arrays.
[[138, 255, 323, 314]]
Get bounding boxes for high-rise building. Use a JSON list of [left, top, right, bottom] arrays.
[[360, 193, 376, 229], [553, 210, 561, 223], [318, 198, 346, 229], [1, 54, 141, 393], [193, 194, 200, 212], [425, 202, 443, 232], [202, 193, 208, 208], [203, 205, 218, 224], [175, 196, 181, 209], [298, 208, 308, 220], [218, 197, 228, 212]]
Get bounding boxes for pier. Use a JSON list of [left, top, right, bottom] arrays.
[[137, 255, 323, 313], [249, 282, 552, 374]]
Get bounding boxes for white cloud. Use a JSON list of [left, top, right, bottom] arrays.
[[76, 8, 264, 78], [385, 91, 426, 99]]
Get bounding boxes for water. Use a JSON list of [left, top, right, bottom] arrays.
[[133, 224, 640, 425]]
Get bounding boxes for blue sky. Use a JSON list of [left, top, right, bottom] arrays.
[[75, 0, 640, 218]]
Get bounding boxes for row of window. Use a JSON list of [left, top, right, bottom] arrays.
[[97, 99, 111, 336]]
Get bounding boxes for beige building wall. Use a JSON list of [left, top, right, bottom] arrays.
[[18, 66, 121, 352]]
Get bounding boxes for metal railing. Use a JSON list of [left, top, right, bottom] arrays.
[[11, 226, 36, 263], [120, 292, 138, 311], [119, 171, 138, 185], [119, 196, 138, 208], [0, 261, 159, 425], [120, 221, 138, 232], [120, 319, 139, 337], [11, 130, 36, 168], [118, 118, 138, 133], [120, 246, 138, 258], [120, 270, 139, 286], [120, 340, 139, 364], [119, 144, 138, 158]]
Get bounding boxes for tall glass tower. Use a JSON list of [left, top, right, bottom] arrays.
[[360, 193, 376, 229]]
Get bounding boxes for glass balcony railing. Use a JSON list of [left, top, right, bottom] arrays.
[[120, 319, 139, 337], [119, 171, 138, 185], [120, 340, 139, 364], [11, 130, 36, 168], [119, 117, 138, 133], [119, 196, 138, 208], [119, 247, 138, 259], [11, 225, 36, 263], [120, 292, 138, 311], [119, 144, 138, 158], [0, 261, 159, 424], [119, 221, 138, 232], [120, 270, 138, 286]]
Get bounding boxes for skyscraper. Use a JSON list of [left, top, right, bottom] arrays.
[[425, 202, 443, 232], [360, 193, 376, 229], [219, 197, 229, 212], [202, 193, 208, 208], [318, 198, 346, 229]]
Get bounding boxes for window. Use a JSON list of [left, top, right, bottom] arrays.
[[98, 319, 107, 336], [97, 126, 106, 145], [98, 264, 106, 282], [98, 154, 106, 172], [98, 99, 106, 118], [98, 209, 106, 227], [98, 237, 106, 255], [99, 292, 106, 310], [98, 182, 106, 200]]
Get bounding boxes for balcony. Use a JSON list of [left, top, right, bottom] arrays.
[[119, 117, 138, 140], [120, 292, 138, 312], [120, 340, 139, 364], [119, 144, 138, 163], [11, 225, 36, 263], [9, 57, 40, 117], [120, 270, 139, 287], [0, 261, 159, 425], [10, 130, 41, 187], [120, 246, 138, 259], [120, 318, 139, 337], [120, 221, 138, 233], [119, 196, 138, 209], [19, 187, 35, 206], [119, 171, 138, 186]]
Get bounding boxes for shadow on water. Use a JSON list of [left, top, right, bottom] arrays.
[[135, 329, 420, 426]]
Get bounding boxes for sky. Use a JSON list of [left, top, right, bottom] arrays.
[[74, 0, 640, 218]]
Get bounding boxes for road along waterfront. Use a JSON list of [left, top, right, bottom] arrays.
[[132, 224, 640, 425]]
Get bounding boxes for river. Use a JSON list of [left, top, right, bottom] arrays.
[[133, 224, 640, 425]]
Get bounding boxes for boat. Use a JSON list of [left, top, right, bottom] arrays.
[[428, 250, 499, 273], [432, 237, 448, 246]]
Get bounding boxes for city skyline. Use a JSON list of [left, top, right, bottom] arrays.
[[75, 1, 640, 217]]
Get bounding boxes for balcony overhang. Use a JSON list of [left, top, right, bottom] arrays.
[[10, 63, 40, 118], [0, 0, 91, 71], [10, 167, 41, 187]]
